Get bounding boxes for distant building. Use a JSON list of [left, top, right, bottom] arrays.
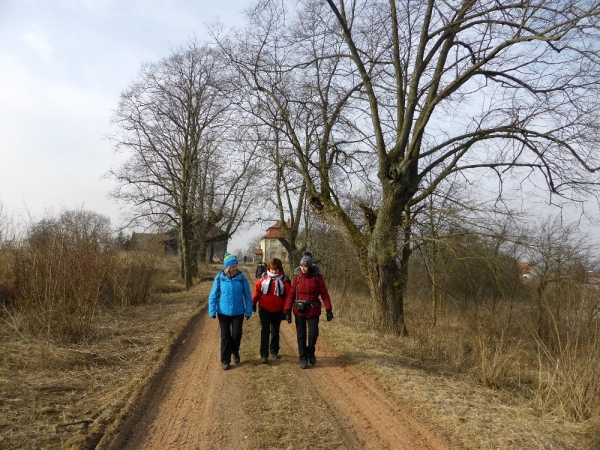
[[517, 262, 536, 279], [130, 228, 227, 260], [260, 221, 290, 262], [586, 270, 600, 285], [252, 248, 263, 262], [205, 226, 228, 262]]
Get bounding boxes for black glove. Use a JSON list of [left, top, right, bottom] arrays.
[[280, 312, 287, 321], [246, 315, 250, 321], [210, 315, 216, 319], [285, 311, 292, 323], [252, 304, 257, 312], [326, 310, 334, 321]]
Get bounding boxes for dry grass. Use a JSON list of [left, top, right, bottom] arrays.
[[0, 275, 208, 450]]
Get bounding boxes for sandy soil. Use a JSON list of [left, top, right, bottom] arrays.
[[96, 309, 457, 450]]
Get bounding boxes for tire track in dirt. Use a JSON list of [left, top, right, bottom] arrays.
[[105, 314, 252, 450], [279, 324, 452, 450]]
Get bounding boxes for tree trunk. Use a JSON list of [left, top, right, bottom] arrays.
[[180, 215, 194, 290], [536, 278, 551, 346], [287, 248, 303, 271], [365, 257, 407, 335], [363, 206, 409, 336], [196, 240, 208, 267], [431, 275, 438, 327], [188, 239, 199, 277], [209, 243, 216, 263]]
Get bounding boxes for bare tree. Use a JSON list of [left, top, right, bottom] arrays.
[[109, 41, 255, 288], [252, 119, 309, 267], [216, 0, 370, 267], [15, 209, 115, 342], [519, 215, 596, 345], [190, 129, 259, 267], [220, 0, 600, 334]]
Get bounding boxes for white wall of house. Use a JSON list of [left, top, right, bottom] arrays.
[[260, 237, 288, 262]]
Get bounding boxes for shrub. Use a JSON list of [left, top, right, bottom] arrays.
[[11, 210, 116, 342], [104, 251, 158, 307]]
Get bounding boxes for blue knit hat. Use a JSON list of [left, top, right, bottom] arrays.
[[223, 252, 238, 269]]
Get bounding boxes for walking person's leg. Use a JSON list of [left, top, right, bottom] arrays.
[[258, 308, 270, 362], [295, 315, 309, 368], [270, 311, 281, 358], [218, 314, 233, 369], [231, 314, 244, 363], [307, 316, 320, 365]]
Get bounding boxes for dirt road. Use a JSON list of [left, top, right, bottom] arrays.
[[97, 278, 455, 449]]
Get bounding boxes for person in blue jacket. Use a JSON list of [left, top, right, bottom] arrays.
[[208, 252, 253, 370]]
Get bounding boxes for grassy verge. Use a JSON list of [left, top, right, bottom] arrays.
[[0, 276, 211, 450]]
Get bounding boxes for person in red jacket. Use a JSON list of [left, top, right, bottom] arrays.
[[284, 251, 334, 369], [252, 258, 291, 363]]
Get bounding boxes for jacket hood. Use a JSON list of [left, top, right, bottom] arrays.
[[221, 269, 243, 279], [294, 265, 320, 276]]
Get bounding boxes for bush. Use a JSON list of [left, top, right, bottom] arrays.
[[104, 251, 158, 307], [11, 211, 116, 342], [2, 210, 182, 342]]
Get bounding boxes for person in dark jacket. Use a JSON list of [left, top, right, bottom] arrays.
[[252, 258, 291, 363], [284, 252, 333, 369], [208, 253, 253, 370], [255, 262, 267, 279]]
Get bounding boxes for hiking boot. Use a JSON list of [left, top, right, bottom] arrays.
[[222, 362, 230, 370], [270, 352, 281, 360], [300, 358, 308, 369], [261, 356, 268, 364], [233, 353, 240, 364], [308, 354, 316, 365]]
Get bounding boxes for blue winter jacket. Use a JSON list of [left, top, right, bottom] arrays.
[[208, 270, 253, 318]]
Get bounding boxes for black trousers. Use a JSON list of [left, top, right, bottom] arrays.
[[217, 313, 244, 363], [294, 314, 320, 361], [258, 308, 282, 357]]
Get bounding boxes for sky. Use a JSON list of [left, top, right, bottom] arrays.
[[0, 0, 263, 249], [1, 1, 598, 258]]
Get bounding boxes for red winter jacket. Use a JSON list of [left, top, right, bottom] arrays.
[[252, 272, 291, 313], [284, 266, 332, 318]]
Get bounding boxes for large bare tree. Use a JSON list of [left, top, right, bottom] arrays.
[[221, 0, 600, 334], [109, 41, 256, 288]]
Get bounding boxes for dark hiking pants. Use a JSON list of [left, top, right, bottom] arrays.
[[294, 314, 319, 361], [258, 307, 282, 358], [217, 313, 244, 364]]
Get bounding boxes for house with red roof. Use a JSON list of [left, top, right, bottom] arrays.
[[517, 262, 536, 279], [260, 221, 290, 262]]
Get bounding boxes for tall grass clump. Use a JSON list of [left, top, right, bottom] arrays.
[[3, 210, 180, 342], [468, 310, 526, 389], [11, 210, 116, 342], [532, 284, 600, 422], [535, 332, 600, 422], [105, 250, 159, 307]]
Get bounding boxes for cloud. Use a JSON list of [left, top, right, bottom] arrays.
[[23, 24, 55, 62]]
